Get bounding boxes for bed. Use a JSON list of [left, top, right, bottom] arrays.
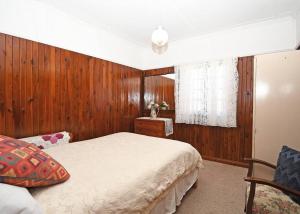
[[30, 132, 203, 213]]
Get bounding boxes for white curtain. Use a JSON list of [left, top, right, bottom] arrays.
[[175, 58, 239, 127]]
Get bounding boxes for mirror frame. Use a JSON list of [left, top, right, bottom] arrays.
[[141, 67, 175, 115]]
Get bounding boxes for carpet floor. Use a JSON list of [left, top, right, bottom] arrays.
[[176, 160, 247, 214]]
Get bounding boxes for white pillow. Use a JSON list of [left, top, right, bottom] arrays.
[[0, 183, 42, 214], [19, 131, 71, 149]]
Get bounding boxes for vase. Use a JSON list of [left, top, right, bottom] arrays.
[[150, 108, 158, 118]]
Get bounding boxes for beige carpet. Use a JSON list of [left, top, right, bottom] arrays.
[[176, 160, 247, 214]]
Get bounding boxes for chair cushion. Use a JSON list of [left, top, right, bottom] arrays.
[[246, 184, 300, 214], [0, 135, 70, 187], [274, 146, 300, 204]]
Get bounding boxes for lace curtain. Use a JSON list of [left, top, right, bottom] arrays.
[[175, 58, 239, 127]]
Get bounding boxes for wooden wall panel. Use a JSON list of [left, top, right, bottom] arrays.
[[143, 57, 253, 166], [0, 32, 253, 166], [0, 33, 141, 141], [0, 34, 5, 134]]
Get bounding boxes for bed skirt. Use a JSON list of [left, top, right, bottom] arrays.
[[149, 167, 199, 214]]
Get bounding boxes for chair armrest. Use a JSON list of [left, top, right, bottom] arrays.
[[244, 176, 300, 197], [244, 158, 276, 169], [244, 158, 276, 177]]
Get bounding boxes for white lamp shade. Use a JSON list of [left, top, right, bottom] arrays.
[[152, 42, 168, 54], [151, 26, 168, 47]]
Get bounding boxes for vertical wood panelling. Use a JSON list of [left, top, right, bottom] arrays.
[[25, 40, 33, 136], [12, 37, 20, 137], [19, 39, 27, 137], [0, 33, 141, 141], [143, 57, 253, 166], [5, 35, 14, 137], [32, 42, 39, 135], [0, 32, 252, 166], [0, 34, 5, 134]]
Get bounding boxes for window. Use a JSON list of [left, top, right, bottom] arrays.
[[175, 58, 238, 127]]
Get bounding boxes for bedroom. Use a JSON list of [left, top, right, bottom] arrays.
[[0, 0, 300, 213]]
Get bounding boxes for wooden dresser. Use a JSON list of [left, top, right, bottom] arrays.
[[134, 117, 173, 138]]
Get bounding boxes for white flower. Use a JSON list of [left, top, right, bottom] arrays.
[[161, 101, 168, 107]]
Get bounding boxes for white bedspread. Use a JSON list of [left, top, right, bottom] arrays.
[[30, 132, 203, 214]]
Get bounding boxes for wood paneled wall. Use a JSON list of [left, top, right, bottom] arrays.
[[144, 75, 175, 109], [0, 33, 141, 141], [143, 57, 253, 166], [0, 32, 253, 166]]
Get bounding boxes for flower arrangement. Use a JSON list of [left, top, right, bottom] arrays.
[[147, 101, 159, 110], [159, 101, 169, 110], [147, 101, 169, 110], [147, 101, 169, 118]]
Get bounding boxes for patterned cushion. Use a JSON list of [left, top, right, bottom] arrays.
[[274, 146, 300, 204], [246, 184, 300, 214], [20, 131, 71, 149], [0, 135, 70, 187]]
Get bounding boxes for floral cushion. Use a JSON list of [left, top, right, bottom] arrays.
[[246, 184, 300, 214], [0, 135, 70, 187], [20, 131, 71, 150]]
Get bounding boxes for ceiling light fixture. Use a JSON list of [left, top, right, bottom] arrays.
[[151, 26, 168, 54]]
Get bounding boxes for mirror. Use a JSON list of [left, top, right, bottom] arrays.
[[144, 73, 175, 110]]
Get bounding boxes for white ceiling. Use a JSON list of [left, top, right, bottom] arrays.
[[36, 0, 300, 47]]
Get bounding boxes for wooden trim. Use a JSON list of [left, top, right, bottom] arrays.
[[244, 158, 276, 177], [246, 181, 256, 214], [245, 176, 300, 197], [245, 158, 276, 168], [143, 67, 174, 77], [202, 156, 248, 168]]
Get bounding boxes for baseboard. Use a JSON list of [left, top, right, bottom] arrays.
[[202, 156, 249, 168]]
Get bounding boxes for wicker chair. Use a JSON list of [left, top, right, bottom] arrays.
[[244, 158, 300, 214]]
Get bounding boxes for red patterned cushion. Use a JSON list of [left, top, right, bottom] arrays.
[[0, 135, 70, 187]]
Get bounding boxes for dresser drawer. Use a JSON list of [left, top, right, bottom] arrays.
[[134, 117, 173, 138], [135, 120, 165, 137]]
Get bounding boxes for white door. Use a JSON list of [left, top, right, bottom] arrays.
[[254, 50, 300, 164]]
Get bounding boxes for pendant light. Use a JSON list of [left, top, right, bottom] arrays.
[[151, 26, 168, 54]]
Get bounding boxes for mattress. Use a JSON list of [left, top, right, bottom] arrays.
[[30, 132, 203, 213]]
